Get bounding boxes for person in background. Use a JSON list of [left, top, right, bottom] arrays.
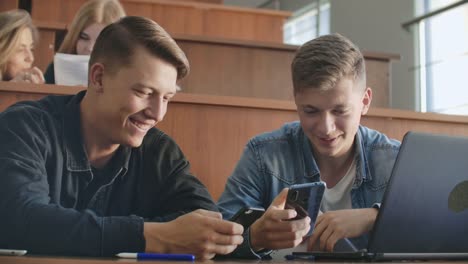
[[0, 9, 44, 84], [44, 0, 125, 84], [217, 33, 401, 258], [0, 16, 243, 259]]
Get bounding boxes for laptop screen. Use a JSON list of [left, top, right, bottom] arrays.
[[369, 132, 468, 253]]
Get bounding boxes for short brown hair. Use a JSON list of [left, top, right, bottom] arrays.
[[58, 0, 126, 54], [291, 33, 365, 94], [89, 16, 189, 80]]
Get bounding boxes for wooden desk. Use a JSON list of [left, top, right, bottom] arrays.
[[2, 82, 468, 199], [0, 255, 212, 263], [1, 254, 467, 263]]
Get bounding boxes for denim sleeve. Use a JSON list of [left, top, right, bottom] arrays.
[[0, 108, 145, 256], [217, 141, 272, 259]]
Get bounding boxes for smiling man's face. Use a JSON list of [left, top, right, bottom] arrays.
[[295, 77, 371, 159]]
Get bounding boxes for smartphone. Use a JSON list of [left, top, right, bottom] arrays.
[[291, 250, 373, 260], [229, 207, 265, 229], [286, 182, 326, 235]]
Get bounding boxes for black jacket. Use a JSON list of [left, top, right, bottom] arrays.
[[0, 91, 217, 256]]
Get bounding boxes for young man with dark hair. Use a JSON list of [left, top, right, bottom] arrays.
[[218, 33, 401, 258], [0, 16, 243, 260]]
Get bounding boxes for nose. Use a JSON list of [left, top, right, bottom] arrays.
[[25, 48, 34, 63], [87, 40, 95, 53], [82, 42, 94, 55], [145, 97, 167, 123], [317, 112, 336, 136]]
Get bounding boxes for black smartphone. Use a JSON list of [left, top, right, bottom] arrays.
[[286, 182, 326, 235], [291, 250, 373, 260], [229, 207, 265, 229]]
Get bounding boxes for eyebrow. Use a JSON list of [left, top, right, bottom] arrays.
[[301, 104, 349, 109]]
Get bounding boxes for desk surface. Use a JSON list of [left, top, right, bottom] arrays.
[[1, 255, 467, 264], [0, 255, 255, 264]]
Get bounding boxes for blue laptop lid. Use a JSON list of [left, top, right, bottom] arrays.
[[369, 131, 468, 253]]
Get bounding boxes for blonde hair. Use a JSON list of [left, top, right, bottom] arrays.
[[0, 9, 38, 80], [291, 33, 366, 94], [58, 0, 126, 54]]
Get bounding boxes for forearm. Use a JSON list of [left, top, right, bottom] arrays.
[[363, 208, 379, 232], [0, 202, 145, 256]]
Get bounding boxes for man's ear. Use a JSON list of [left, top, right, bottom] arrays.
[[361, 87, 372, 115], [89, 63, 105, 93]]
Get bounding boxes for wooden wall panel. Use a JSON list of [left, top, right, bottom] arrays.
[[204, 10, 285, 43], [0, 0, 18, 12], [31, 0, 87, 25], [33, 20, 397, 107], [177, 37, 398, 106], [172, 0, 223, 3], [159, 102, 298, 198], [123, 2, 153, 19], [147, 4, 204, 36], [177, 38, 295, 100], [30, 0, 290, 43], [2, 83, 468, 199], [366, 60, 390, 108], [35, 21, 67, 72]]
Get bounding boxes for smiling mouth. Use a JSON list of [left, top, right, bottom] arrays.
[[318, 136, 339, 146], [129, 118, 154, 132]]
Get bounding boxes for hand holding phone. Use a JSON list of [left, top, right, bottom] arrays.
[[286, 182, 326, 235], [229, 207, 264, 229]]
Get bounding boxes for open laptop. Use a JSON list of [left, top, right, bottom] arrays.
[[292, 131, 468, 260]]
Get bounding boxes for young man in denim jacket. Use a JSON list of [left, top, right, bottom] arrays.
[[218, 34, 401, 258], [0, 16, 243, 259]]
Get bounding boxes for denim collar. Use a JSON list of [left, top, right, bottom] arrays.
[[354, 127, 372, 185], [300, 125, 370, 186], [62, 90, 131, 175]]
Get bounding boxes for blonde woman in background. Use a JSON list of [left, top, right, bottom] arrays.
[[0, 9, 44, 84], [44, 0, 126, 84]]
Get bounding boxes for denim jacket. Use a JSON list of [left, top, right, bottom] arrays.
[[0, 91, 217, 256], [217, 121, 400, 258]]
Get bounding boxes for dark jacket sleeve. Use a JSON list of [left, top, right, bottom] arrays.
[[44, 63, 55, 84], [0, 106, 144, 256], [139, 130, 219, 222]]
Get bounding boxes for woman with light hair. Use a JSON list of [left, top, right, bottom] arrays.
[[0, 9, 44, 83], [44, 0, 126, 84]]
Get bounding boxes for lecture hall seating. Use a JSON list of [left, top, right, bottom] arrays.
[[32, 22, 400, 107], [24, 0, 399, 107]]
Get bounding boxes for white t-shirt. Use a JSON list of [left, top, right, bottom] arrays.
[[320, 159, 356, 212]]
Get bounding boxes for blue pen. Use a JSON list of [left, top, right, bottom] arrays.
[[116, 252, 195, 261]]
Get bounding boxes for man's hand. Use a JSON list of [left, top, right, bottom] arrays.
[[144, 209, 244, 260], [307, 208, 378, 252], [250, 188, 311, 251]]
